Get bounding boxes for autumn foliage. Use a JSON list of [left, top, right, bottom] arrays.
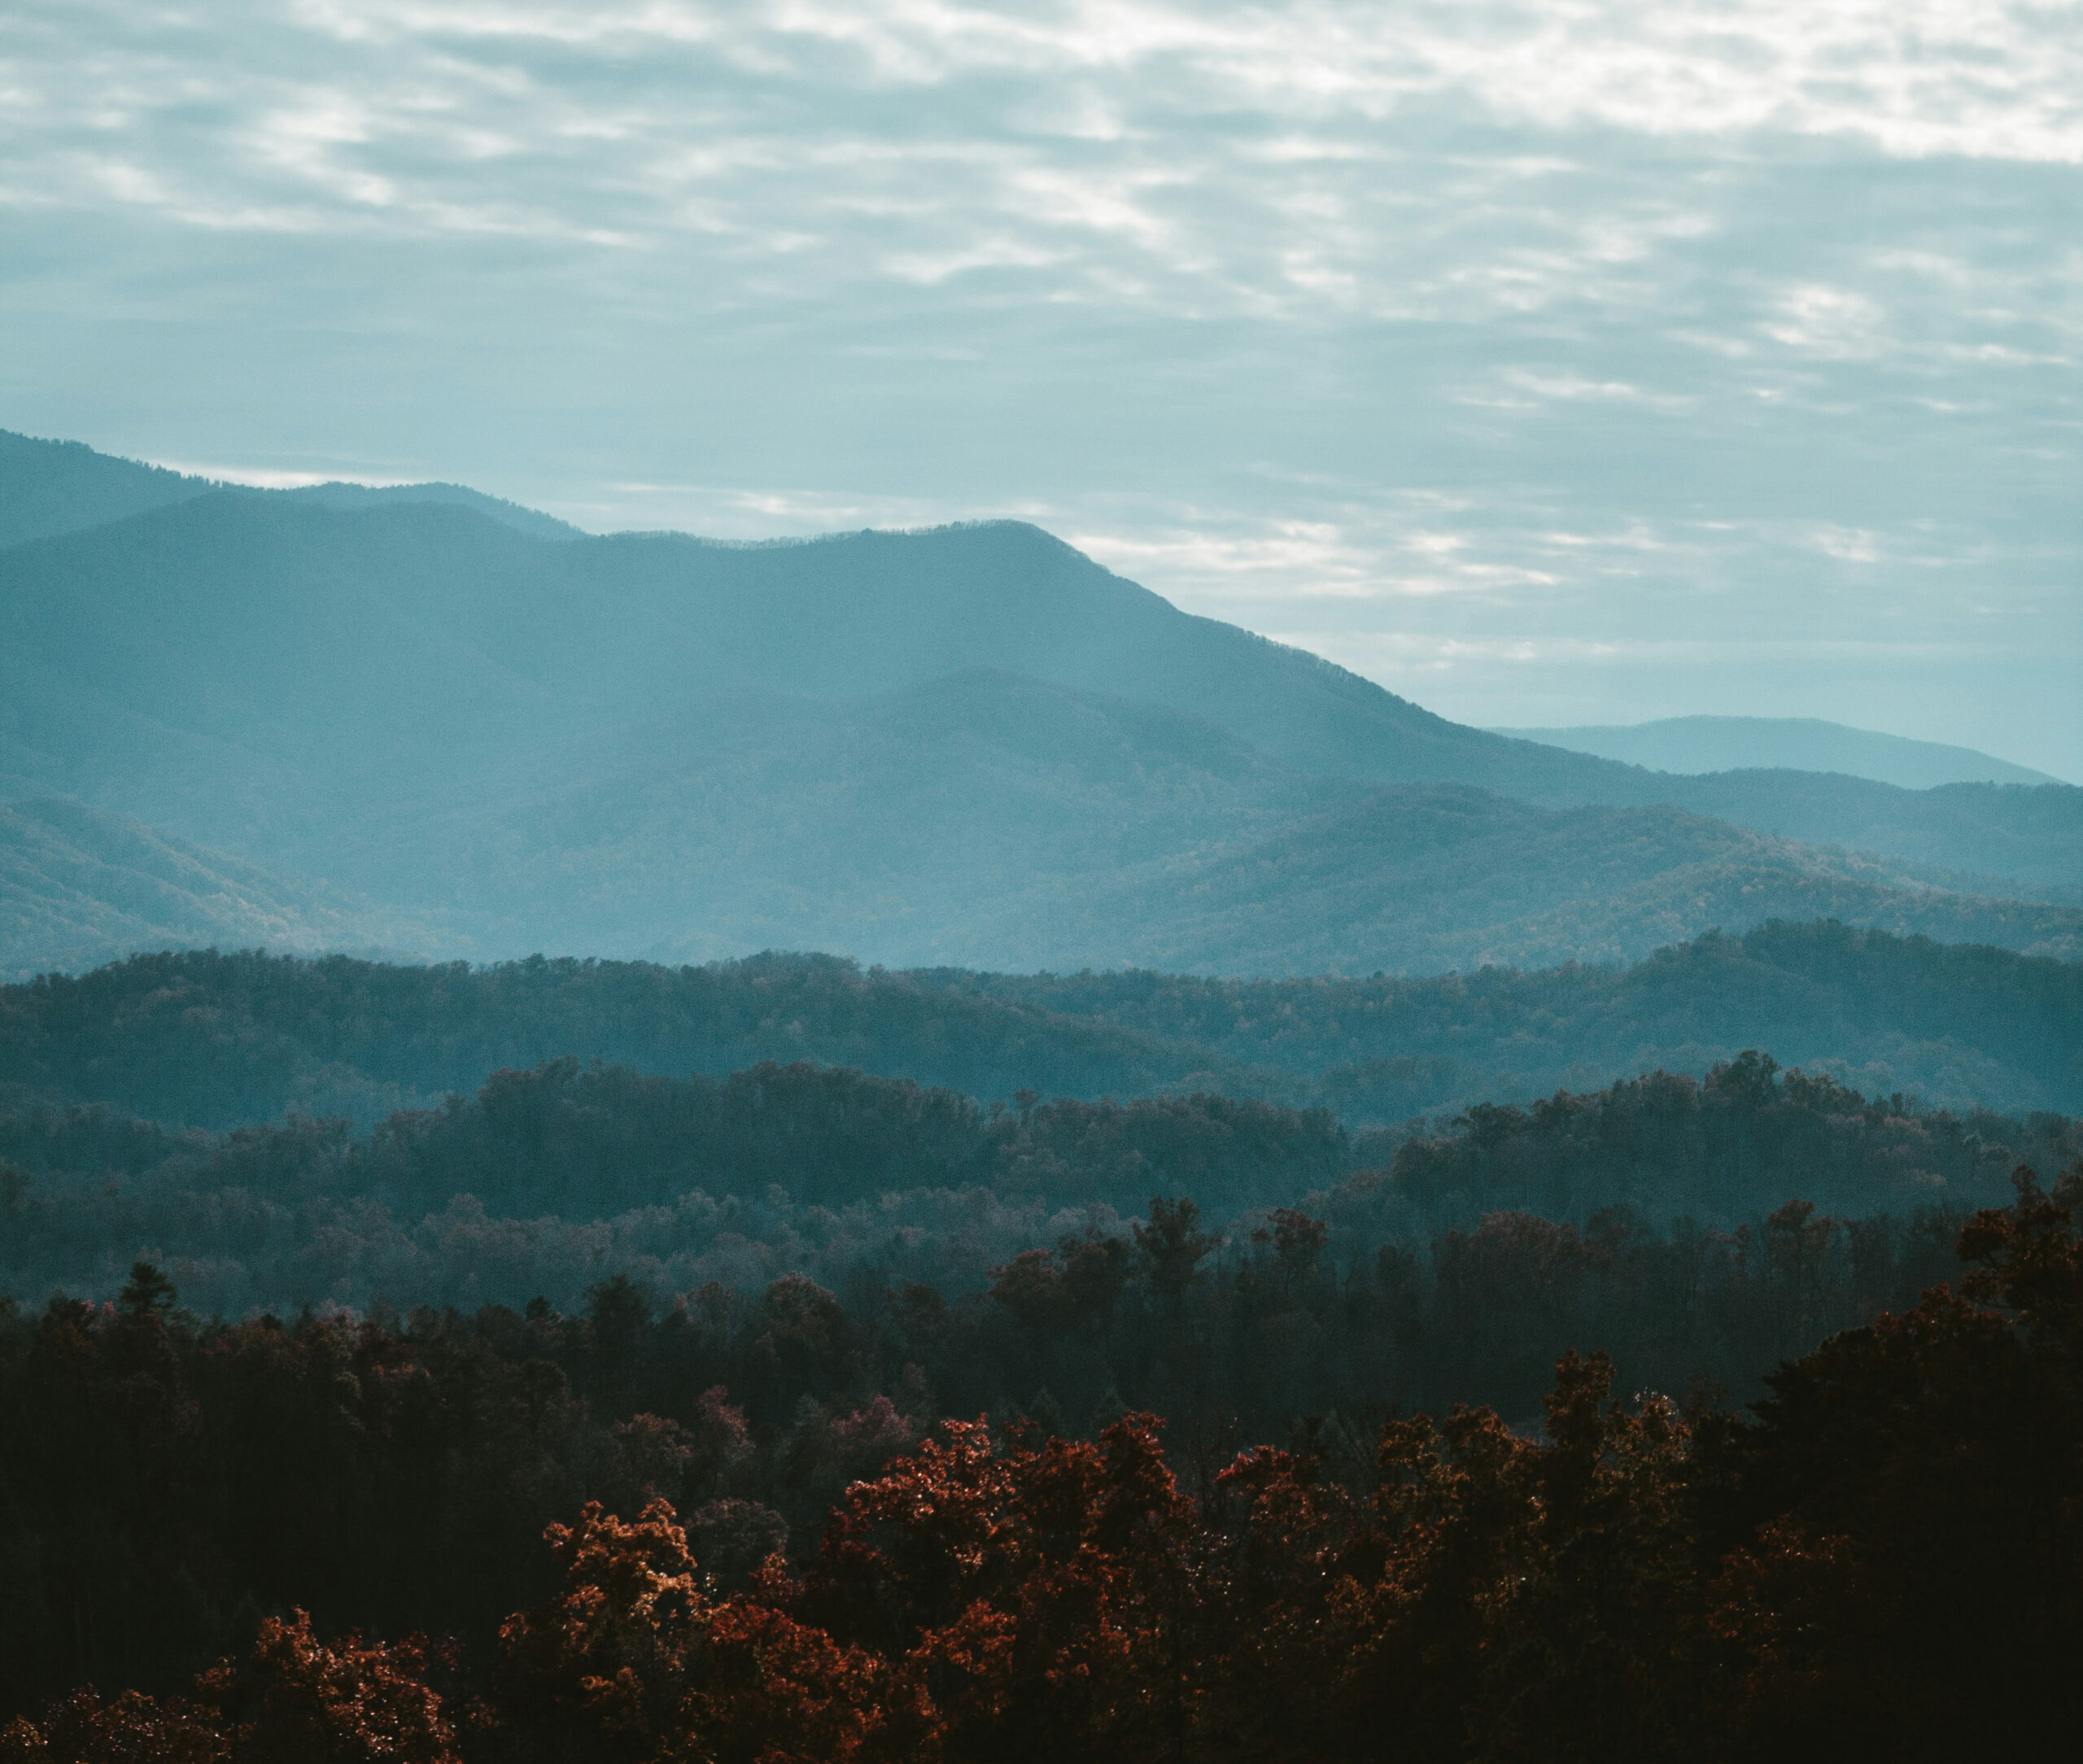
[[6, 1168, 2082, 1762]]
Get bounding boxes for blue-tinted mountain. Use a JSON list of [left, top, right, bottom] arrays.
[[1495, 714, 2062, 789], [12, 657, 2076, 985], [2, 485, 2073, 879], [3, 434, 2076, 979], [0, 426, 582, 548]]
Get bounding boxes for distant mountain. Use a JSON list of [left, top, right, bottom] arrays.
[[0, 484, 1610, 797], [2, 431, 2076, 980], [270, 480, 585, 541], [2, 484, 2074, 890], [0, 431, 217, 548], [0, 798, 435, 980], [1496, 715, 2062, 789], [186, 666, 2059, 973], [10, 664, 2074, 984], [927, 779, 2081, 977], [0, 426, 583, 548], [1631, 771, 2081, 903], [7, 923, 2079, 1133]]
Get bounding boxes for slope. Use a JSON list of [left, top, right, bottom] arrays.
[[1644, 772, 2081, 902], [0, 798, 436, 980], [925, 919, 2083, 1119], [0, 430, 216, 548], [267, 669, 2071, 973]]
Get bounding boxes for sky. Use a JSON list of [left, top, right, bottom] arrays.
[[3, 1, 2079, 776]]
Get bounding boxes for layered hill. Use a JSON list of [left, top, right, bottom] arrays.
[[1496, 715, 2061, 790], [7, 923, 2079, 1131], [3, 430, 2075, 980], [4, 493, 2076, 883], [974, 784, 2081, 976], [19, 661, 2063, 975]]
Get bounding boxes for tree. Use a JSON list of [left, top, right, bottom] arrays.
[[1133, 1199, 1212, 1303], [116, 1263, 177, 1325]]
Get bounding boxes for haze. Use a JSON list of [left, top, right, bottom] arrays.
[[2, 0, 2078, 774]]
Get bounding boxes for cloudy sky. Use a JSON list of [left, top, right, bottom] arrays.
[[4, 0, 2079, 774]]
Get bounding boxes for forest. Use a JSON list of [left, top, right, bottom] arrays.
[[2, 1166, 2078, 1758], [7, 919, 2081, 1129], [6, 926, 2083, 1754], [5, 1033, 2076, 1316]]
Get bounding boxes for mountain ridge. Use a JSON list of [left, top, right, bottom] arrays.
[[0, 426, 583, 549], [7, 922, 2078, 1131], [4, 430, 2076, 984], [1496, 714, 2063, 789]]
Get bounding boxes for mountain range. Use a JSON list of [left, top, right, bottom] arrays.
[[1497, 715, 2063, 790], [2, 428, 2076, 980]]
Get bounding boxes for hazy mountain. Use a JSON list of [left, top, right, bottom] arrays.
[[201, 666, 2060, 973], [924, 782, 2081, 977], [3, 434, 2076, 981], [1633, 771, 2081, 903], [1496, 715, 2062, 789], [0, 426, 582, 548], [0, 485, 1613, 801], [2, 483, 2075, 897], [11, 662, 2075, 985], [0, 430, 218, 548], [0, 798, 436, 980], [356, 669, 1328, 958]]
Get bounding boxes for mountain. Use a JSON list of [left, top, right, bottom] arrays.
[[3, 432, 2076, 980], [1627, 771, 2081, 903], [0, 426, 583, 548], [2, 485, 2075, 894], [7, 923, 2080, 1133], [0, 486, 1614, 802], [1495, 714, 2063, 789], [0, 430, 216, 548], [0, 798, 435, 980], [76, 662, 2055, 975], [936, 780, 2081, 977]]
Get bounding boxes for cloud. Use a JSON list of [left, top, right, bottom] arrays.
[[2, 0, 2076, 773]]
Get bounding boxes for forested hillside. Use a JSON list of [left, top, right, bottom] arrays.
[[7, 922, 2079, 1130], [0, 799, 429, 979], [5, 1034, 2074, 1317], [6, 434, 2077, 1757], [928, 919, 2083, 1118]]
